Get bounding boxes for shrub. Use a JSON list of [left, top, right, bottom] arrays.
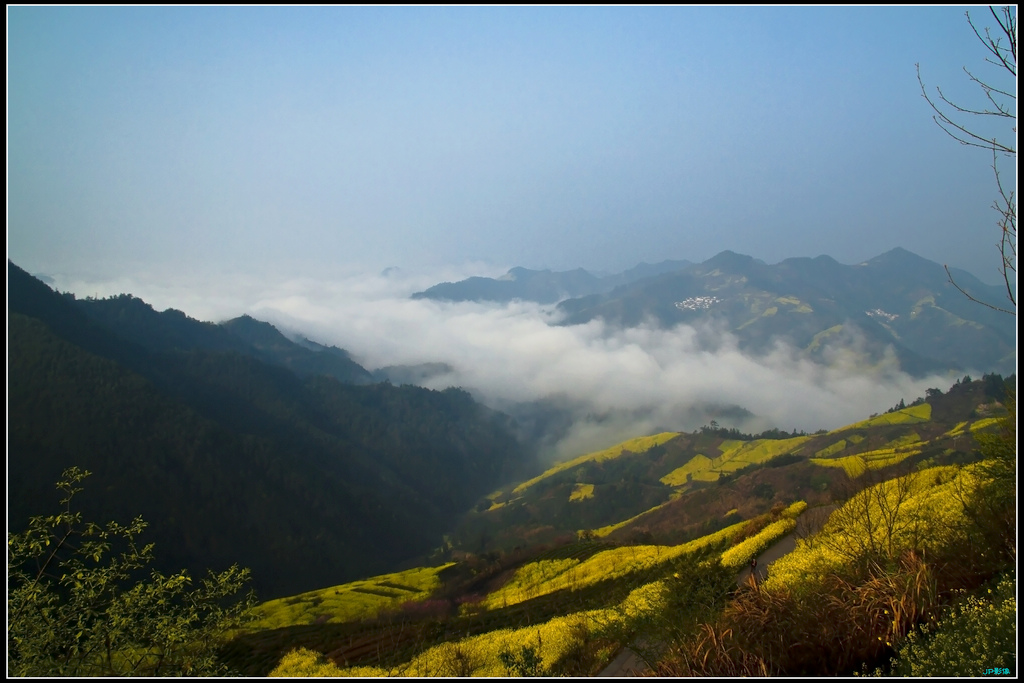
[[883, 573, 1016, 677], [7, 468, 256, 677], [268, 648, 344, 677], [499, 644, 546, 677]]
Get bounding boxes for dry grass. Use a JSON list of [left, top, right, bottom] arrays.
[[656, 550, 942, 676]]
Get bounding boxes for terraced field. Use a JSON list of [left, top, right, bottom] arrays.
[[266, 500, 811, 677], [660, 436, 811, 486], [511, 432, 679, 495], [245, 564, 453, 631], [233, 378, 1010, 677], [833, 403, 932, 432]]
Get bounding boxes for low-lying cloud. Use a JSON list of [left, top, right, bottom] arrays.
[[52, 266, 957, 461]]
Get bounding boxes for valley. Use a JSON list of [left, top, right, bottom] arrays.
[[223, 374, 1012, 676], [7, 253, 1015, 676], [9, 7, 1017, 677]]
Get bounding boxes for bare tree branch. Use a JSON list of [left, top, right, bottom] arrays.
[[969, 7, 1017, 75], [921, 6, 1016, 316], [943, 265, 1016, 315]]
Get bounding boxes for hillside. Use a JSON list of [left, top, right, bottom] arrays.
[[220, 375, 1012, 676], [555, 248, 1015, 376], [411, 260, 692, 304], [446, 374, 1008, 554], [8, 261, 534, 599], [409, 248, 1014, 377]]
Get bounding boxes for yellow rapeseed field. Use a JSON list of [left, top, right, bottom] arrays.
[[246, 564, 453, 631], [765, 465, 979, 590], [513, 432, 678, 494]]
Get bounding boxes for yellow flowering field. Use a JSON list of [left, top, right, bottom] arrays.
[[717, 439, 746, 453], [774, 295, 814, 313], [513, 432, 678, 494], [722, 436, 812, 465], [811, 436, 925, 478], [484, 522, 747, 610], [480, 559, 580, 609], [942, 421, 969, 438], [660, 454, 713, 485], [815, 439, 847, 458], [591, 494, 680, 538], [270, 581, 670, 677], [569, 483, 595, 502], [721, 518, 797, 568], [267, 502, 813, 677], [969, 417, 1002, 433], [886, 432, 922, 447], [765, 466, 976, 590], [246, 563, 454, 631], [661, 436, 810, 486], [833, 403, 931, 432], [811, 455, 867, 478]]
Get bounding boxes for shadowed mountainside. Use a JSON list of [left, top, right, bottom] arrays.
[[8, 261, 534, 599]]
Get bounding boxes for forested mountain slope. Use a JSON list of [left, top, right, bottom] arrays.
[[8, 261, 533, 599]]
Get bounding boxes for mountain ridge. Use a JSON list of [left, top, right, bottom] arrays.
[[7, 261, 534, 599], [552, 248, 1014, 377]]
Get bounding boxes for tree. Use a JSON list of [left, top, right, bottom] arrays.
[[7, 467, 256, 676], [819, 465, 923, 565], [951, 384, 1016, 564], [917, 6, 1016, 315]]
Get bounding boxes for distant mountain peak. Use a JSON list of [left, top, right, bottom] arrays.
[[865, 247, 930, 266], [704, 250, 758, 271]]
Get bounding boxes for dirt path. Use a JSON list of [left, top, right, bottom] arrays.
[[736, 531, 796, 586], [598, 505, 835, 676], [596, 645, 648, 677]]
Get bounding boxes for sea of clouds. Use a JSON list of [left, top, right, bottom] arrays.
[[51, 265, 956, 461]]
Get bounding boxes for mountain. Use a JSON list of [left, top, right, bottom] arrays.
[[450, 372, 1010, 555], [372, 362, 455, 386], [8, 261, 534, 599], [411, 260, 692, 304], [63, 290, 376, 385], [555, 248, 1015, 376], [221, 373, 1012, 677], [220, 315, 374, 385]]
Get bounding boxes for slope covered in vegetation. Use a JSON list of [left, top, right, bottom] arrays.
[[8, 261, 533, 599], [224, 376, 1012, 677], [449, 375, 1006, 555]]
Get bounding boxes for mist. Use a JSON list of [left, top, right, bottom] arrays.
[[50, 266, 957, 462]]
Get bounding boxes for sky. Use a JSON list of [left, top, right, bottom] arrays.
[[7, 6, 1017, 283], [7, 7, 1012, 455]]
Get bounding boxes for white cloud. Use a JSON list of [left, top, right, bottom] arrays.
[[52, 266, 955, 461]]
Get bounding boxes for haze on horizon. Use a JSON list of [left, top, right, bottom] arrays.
[[7, 6, 1016, 287]]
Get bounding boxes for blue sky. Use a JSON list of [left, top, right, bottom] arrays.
[[8, 6, 1016, 283]]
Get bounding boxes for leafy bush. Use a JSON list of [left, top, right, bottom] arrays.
[[7, 468, 255, 677], [883, 573, 1016, 676], [268, 648, 345, 677], [499, 644, 546, 676]]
